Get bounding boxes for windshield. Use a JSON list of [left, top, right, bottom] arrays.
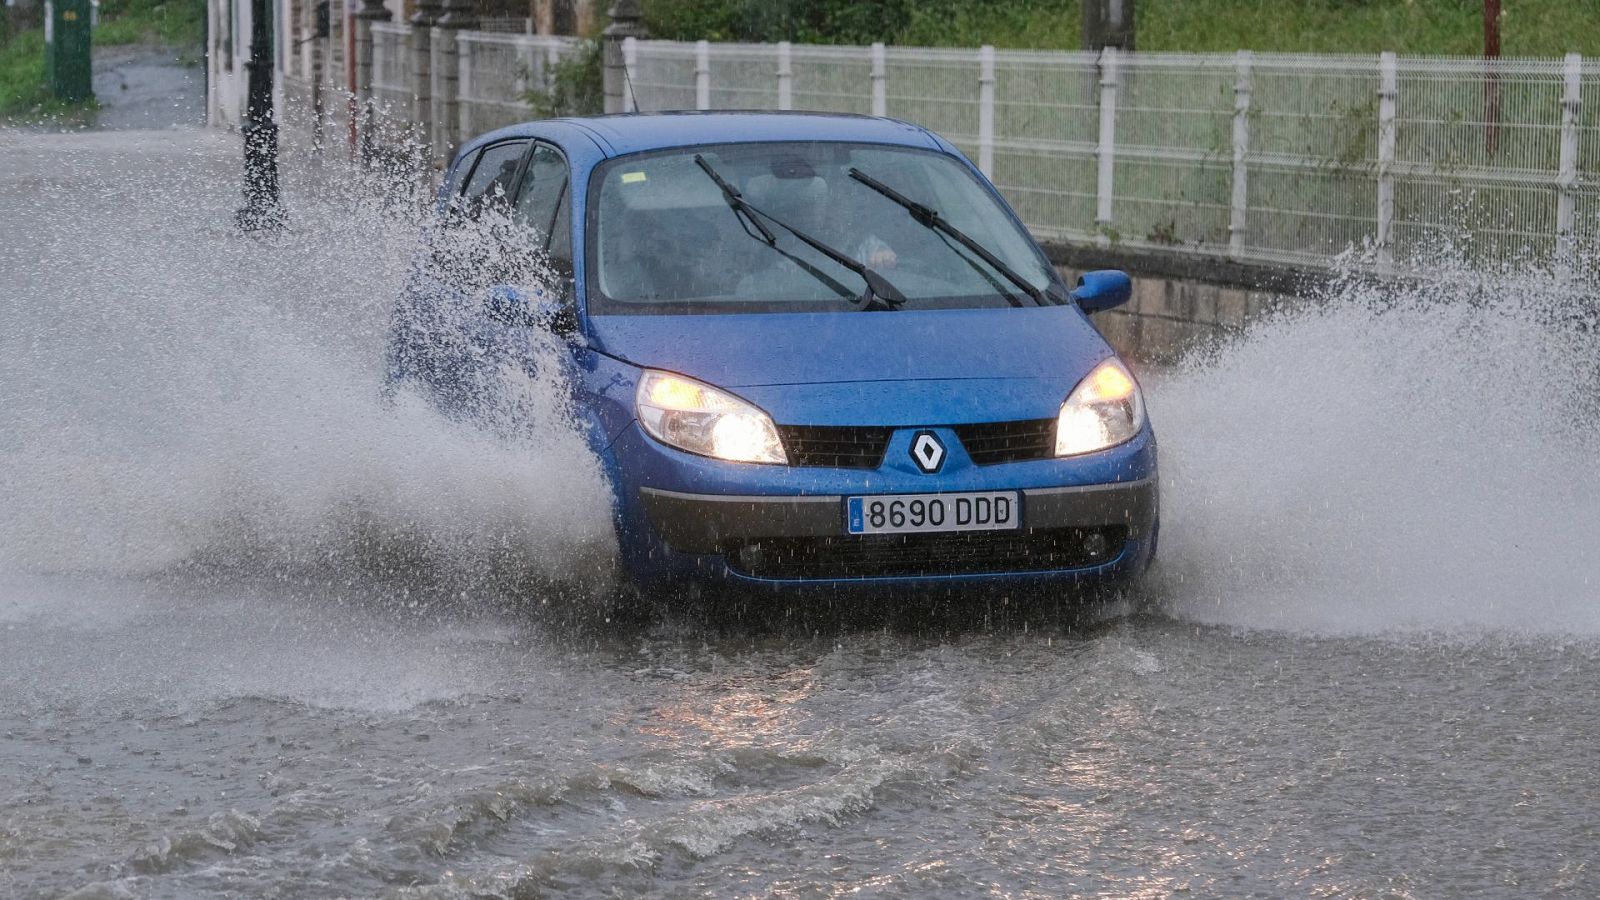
[[586, 142, 1057, 315]]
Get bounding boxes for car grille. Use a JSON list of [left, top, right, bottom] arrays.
[[777, 424, 893, 469], [952, 418, 1058, 465], [726, 526, 1127, 580], [778, 420, 1057, 469]]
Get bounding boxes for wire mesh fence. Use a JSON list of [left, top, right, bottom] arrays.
[[476, 16, 533, 34], [371, 22, 413, 115], [369, 26, 583, 154], [457, 32, 583, 137], [351, 28, 1600, 273], [627, 39, 1600, 273]]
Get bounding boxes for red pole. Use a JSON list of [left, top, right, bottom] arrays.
[[1484, 0, 1501, 156], [1484, 0, 1501, 58]]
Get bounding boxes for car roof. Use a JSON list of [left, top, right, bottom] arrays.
[[470, 111, 947, 159]]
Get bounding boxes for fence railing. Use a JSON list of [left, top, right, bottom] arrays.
[[458, 32, 584, 137], [314, 26, 1600, 274], [371, 22, 413, 116], [625, 39, 1600, 273], [366, 25, 582, 151]]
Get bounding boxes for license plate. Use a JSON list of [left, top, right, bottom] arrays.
[[845, 491, 1020, 536]]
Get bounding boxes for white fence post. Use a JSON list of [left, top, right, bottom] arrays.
[[1229, 50, 1253, 259], [516, 41, 534, 94], [622, 36, 638, 112], [777, 40, 793, 110], [1557, 52, 1582, 270], [458, 34, 472, 141], [1095, 46, 1120, 247], [545, 40, 561, 92], [870, 42, 887, 116], [978, 45, 996, 178], [1377, 51, 1398, 269], [695, 39, 711, 110]]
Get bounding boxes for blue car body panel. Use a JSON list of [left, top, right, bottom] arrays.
[[585, 305, 1110, 387], [399, 113, 1159, 595]]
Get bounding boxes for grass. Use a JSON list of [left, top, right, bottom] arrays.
[[1136, 0, 1600, 57], [0, 26, 72, 117], [95, 0, 205, 47], [652, 0, 1600, 56], [0, 0, 200, 118]]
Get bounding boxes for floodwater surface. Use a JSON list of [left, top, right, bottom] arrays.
[[1, 127, 1596, 898]]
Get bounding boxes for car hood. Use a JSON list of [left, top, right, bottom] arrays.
[[586, 305, 1113, 426], [587, 306, 1109, 386]]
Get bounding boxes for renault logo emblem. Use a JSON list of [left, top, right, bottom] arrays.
[[910, 431, 945, 473]]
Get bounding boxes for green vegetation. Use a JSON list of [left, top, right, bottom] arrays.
[[95, 0, 205, 47], [0, 27, 65, 116], [1, 0, 200, 118], [527, 39, 605, 117], [645, 0, 1600, 56]]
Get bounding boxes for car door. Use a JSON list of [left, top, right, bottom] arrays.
[[390, 139, 534, 410], [467, 141, 580, 384], [507, 142, 575, 319]]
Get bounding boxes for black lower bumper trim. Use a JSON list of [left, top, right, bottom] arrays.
[[725, 526, 1128, 580], [639, 478, 1156, 556]]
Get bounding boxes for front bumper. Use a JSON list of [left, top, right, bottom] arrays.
[[641, 478, 1156, 554], [638, 478, 1157, 586], [607, 414, 1158, 588]]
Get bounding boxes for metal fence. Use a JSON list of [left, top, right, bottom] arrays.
[[338, 30, 1600, 273], [626, 39, 1600, 273], [371, 22, 413, 115], [368, 26, 583, 149], [458, 32, 585, 137], [477, 16, 534, 34]]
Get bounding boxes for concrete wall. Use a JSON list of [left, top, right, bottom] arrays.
[[1046, 243, 1311, 364]]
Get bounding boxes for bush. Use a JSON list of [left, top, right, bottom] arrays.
[[644, 0, 918, 44], [526, 38, 603, 118]]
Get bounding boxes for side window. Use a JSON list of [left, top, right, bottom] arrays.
[[459, 140, 530, 216], [442, 148, 481, 200], [547, 189, 571, 268], [513, 143, 570, 262]]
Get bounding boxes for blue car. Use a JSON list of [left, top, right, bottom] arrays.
[[388, 112, 1157, 600]]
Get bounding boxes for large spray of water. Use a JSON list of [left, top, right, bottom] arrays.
[[1149, 258, 1599, 634], [3, 129, 1595, 635], [0, 131, 615, 599]]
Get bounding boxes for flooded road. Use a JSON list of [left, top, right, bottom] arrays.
[[8, 574, 1598, 898], [2, 128, 1598, 898]]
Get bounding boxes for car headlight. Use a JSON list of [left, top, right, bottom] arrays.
[[636, 370, 787, 464], [1055, 358, 1145, 456]]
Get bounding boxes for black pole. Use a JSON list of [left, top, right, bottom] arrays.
[[238, 0, 286, 231], [1082, 0, 1135, 52]]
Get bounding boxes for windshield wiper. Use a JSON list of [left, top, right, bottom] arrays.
[[848, 167, 1052, 307], [694, 154, 776, 245], [695, 156, 905, 311], [693, 156, 854, 302]]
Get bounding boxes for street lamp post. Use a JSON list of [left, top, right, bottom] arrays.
[[238, 0, 286, 231]]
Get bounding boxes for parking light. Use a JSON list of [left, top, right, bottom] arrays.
[[636, 371, 788, 464]]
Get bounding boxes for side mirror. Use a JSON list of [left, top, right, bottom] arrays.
[[485, 284, 576, 336], [1069, 270, 1132, 313]]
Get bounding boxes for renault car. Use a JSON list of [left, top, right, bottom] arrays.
[[387, 112, 1158, 596]]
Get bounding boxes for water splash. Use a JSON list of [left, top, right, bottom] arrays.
[[0, 131, 615, 599], [1149, 255, 1600, 635]]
